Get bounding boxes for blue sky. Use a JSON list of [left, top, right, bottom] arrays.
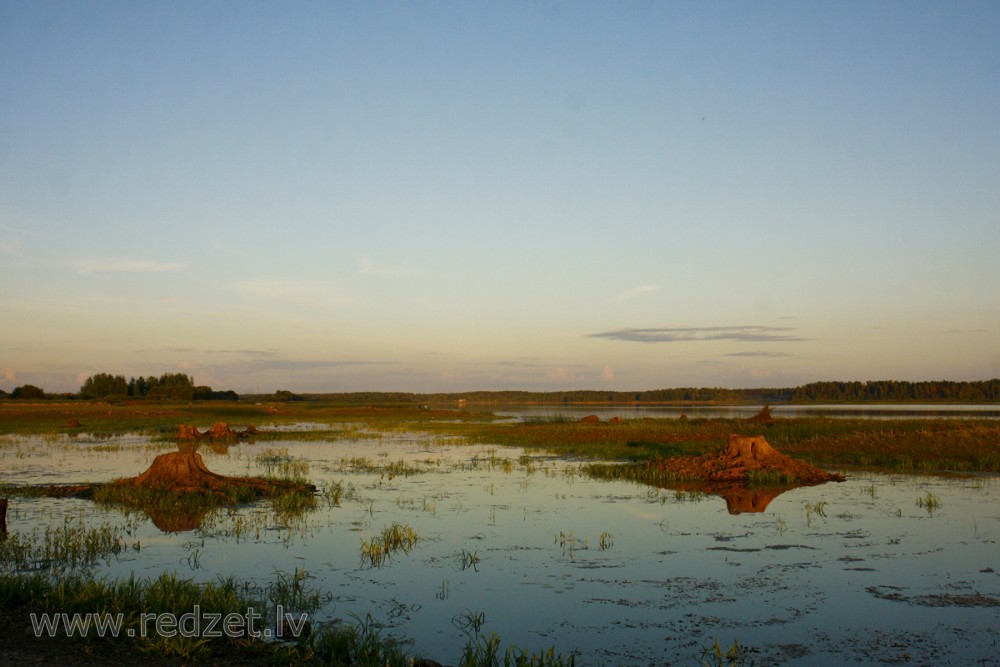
[[2, 1, 998, 394]]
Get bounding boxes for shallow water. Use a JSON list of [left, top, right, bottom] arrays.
[[494, 403, 1000, 420], [2, 431, 998, 665]]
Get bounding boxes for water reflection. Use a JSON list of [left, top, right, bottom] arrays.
[[656, 482, 795, 514], [494, 403, 1000, 420], [2, 433, 998, 665]]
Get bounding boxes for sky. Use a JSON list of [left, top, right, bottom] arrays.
[[2, 1, 998, 395]]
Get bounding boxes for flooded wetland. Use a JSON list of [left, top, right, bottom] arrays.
[[1, 406, 999, 665]]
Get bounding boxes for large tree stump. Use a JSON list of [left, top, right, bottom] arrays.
[[115, 450, 314, 497], [645, 434, 844, 513]]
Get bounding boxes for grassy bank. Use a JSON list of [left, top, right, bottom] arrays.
[[0, 569, 577, 666], [2, 401, 999, 473], [459, 416, 1000, 474]]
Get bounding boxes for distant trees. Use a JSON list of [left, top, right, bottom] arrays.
[[10, 384, 45, 399], [80, 373, 129, 398], [791, 380, 1000, 402], [77, 372, 238, 401], [271, 389, 304, 402]]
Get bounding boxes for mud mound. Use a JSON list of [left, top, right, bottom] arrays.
[[178, 422, 258, 440], [651, 434, 845, 486], [749, 405, 774, 423]]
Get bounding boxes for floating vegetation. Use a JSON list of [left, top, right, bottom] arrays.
[[360, 522, 420, 568], [598, 532, 615, 550], [555, 530, 587, 558], [804, 501, 828, 522], [457, 548, 481, 572], [453, 609, 487, 635], [698, 637, 757, 667], [916, 492, 942, 514], [254, 447, 310, 481]]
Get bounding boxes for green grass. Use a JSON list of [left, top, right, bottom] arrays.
[[3, 401, 999, 474], [0, 568, 585, 666], [360, 522, 420, 568]]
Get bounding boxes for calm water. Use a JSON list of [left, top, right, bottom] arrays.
[[2, 430, 999, 665], [492, 403, 1000, 420]]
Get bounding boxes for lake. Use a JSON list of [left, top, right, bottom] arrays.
[[2, 428, 998, 665], [491, 403, 1000, 421]]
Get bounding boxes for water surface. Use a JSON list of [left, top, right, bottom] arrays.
[[2, 431, 998, 665]]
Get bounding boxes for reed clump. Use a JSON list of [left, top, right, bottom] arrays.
[[360, 522, 420, 568]]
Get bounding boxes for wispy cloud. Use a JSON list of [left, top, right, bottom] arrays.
[[134, 347, 279, 357], [237, 358, 398, 372], [62, 258, 188, 274], [588, 326, 810, 343], [611, 285, 657, 302], [724, 351, 790, 358]]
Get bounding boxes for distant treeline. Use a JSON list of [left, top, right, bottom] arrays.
[[251, 379, 1000, 405], [790, 379, 1000, 402], [4, 377, 998, 403], [78, 372, 238, 401]]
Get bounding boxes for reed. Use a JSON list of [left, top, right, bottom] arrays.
[[360, 522, 420, 568], [0, 515, 129, 574]]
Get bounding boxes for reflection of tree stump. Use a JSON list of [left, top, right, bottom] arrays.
[[145, 506, 212, 533], [716, 486, 786, 514], [0, 498, 7, 538]]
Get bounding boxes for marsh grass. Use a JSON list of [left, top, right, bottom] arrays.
[[698, 637, 757, 667], [0, 515, 130, 574], [5, 401, 999, 474], [360, 522, 420, 568], [458, 630, 578, 667], [254, 447, 310, 481], [916, 491, 942, 514], [0, 568, 344, 662]]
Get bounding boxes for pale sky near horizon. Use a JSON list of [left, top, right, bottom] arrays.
[[2, 1, 998, 395]]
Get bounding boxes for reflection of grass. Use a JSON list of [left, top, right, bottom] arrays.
[[457, 548, 481, 571], [699, 637, 757, 667]]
